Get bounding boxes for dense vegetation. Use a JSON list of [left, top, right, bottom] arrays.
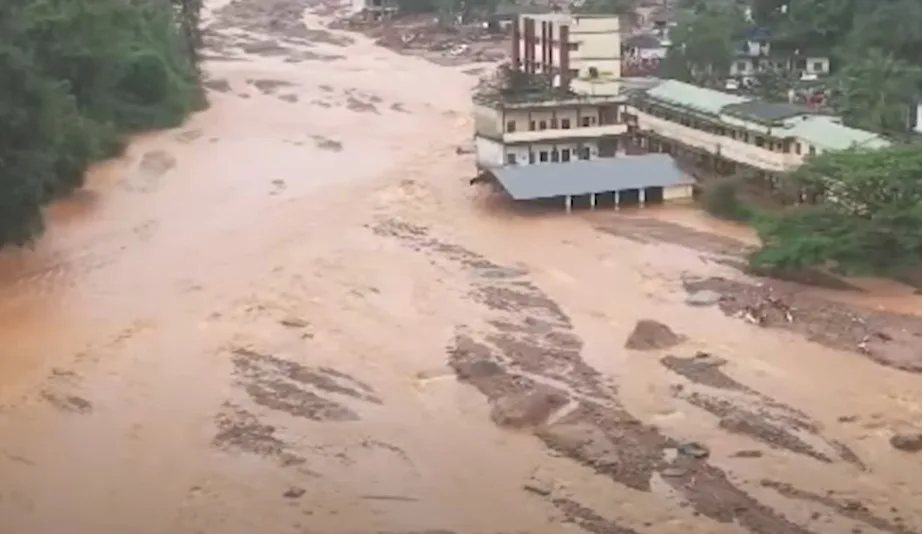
[[662, 0, 922, 135], [750, 147, 922, 275], [0, 0, 203, 247]]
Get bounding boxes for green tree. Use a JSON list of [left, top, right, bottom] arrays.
[[575, 0, 635, 15], [660, 5, 747, 85], [0, 0, 202, 246], [831, 50, 922, 135], [751, 146, 922, 274]]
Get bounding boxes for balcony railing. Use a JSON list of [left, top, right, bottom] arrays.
[[631, 110, 798, 172], [503, 123, 628, 143]]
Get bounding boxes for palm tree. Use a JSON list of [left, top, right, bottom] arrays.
[[832, 49, 922, 135]]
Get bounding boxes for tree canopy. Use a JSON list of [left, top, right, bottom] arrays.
[[663, 0, 922, 133], [658, 4, 747, 85], [0, 0, 203, 247], [751, 146, 922, 274]]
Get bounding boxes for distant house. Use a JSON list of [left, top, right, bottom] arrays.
[[624, 33, 666, 61], [622, 33, 665, 77], [729, 27, 831, 82]]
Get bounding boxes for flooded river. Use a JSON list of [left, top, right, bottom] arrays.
[[2, 1, 922, 533]]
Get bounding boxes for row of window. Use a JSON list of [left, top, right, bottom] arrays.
[[634, 104, 817, 156], [523, 40, 580, 51], [506, 146, 592, 165], [522, 62, 580, 80], [734, 60, 826, 73], [506, 115, 598, 133]]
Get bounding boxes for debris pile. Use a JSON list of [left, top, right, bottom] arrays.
[[684, 276, 922, 373], [331, 13, 508, 63]]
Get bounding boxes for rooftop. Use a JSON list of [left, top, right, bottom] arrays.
[[488, 154, 691, 200], [783, 116, 891, 151], [624, 33, 664, 49], [721, 100, 819, 125], [637, 79, 889, 149], [645, 80, 748, 116]]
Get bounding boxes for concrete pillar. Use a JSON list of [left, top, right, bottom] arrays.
[[590, 193, 596, 210], [614, 190, 620, 210], [639, 188, 646, 207], [565, 195, 572, 213]]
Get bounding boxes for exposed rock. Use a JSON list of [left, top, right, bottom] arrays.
[[490, 387, 569, 429], [731, 449, 764, 458], [677, 441, 710, 459], [283, 487, 306, 498], [523, 475, 554, 496], [661, 466, 688, 477], [889, 432, 922, 452], [279, 316, 309, 328], [625, 320, 685, 351], [685, 289, 722, 307], [538, 420, 623, 468]]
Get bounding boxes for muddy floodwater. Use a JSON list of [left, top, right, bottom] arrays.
[[3, 1, 922, 533]]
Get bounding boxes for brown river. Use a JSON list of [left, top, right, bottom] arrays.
[[2, 1, 922, 533]]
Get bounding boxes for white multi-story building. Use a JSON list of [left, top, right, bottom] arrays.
[[623, 80, 891, 179], [512, 14, 622, 90]]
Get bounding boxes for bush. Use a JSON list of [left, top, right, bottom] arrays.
[[749, 146, 922, 276], [700, 175, 750, 221], [0, 0, 203, 247]]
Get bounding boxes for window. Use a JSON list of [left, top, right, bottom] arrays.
[[539, 151, 549, 162], [812, 61, 825, 73], [561, 149, 571, 162], [550, 118, 558, 129], [795, 142, 802, 155], [568, 42, 579, 51], [529, 121, 536, 131], [579, 146, 591, 160], [581, 116, 592, 127], [506, 121, 516, 133], [736, 61, 748, 73], [809, 145, 816, 156], [561, 118, 571, 129], [550, 149, 560, 162], [755, 136, 765, 147], [506, 153, 517, 165], [538, 120, 547, 130]]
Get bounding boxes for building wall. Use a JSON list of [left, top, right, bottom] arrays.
[[503, 104, 617, 132], [571, 16, 621, 79], [515, 15, 621, 83], [473, 104, 503, 138], [804, 56, 830, 75], [474, 136, 601, 168], [664, 184, 694, 201], [505, 140, 600, 165], [475, 137, 506, 168]]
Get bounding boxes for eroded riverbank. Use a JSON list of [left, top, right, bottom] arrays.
[[2, 0, 922, 533]]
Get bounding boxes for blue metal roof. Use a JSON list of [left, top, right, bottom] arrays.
[[488, 154, 692, 201]]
